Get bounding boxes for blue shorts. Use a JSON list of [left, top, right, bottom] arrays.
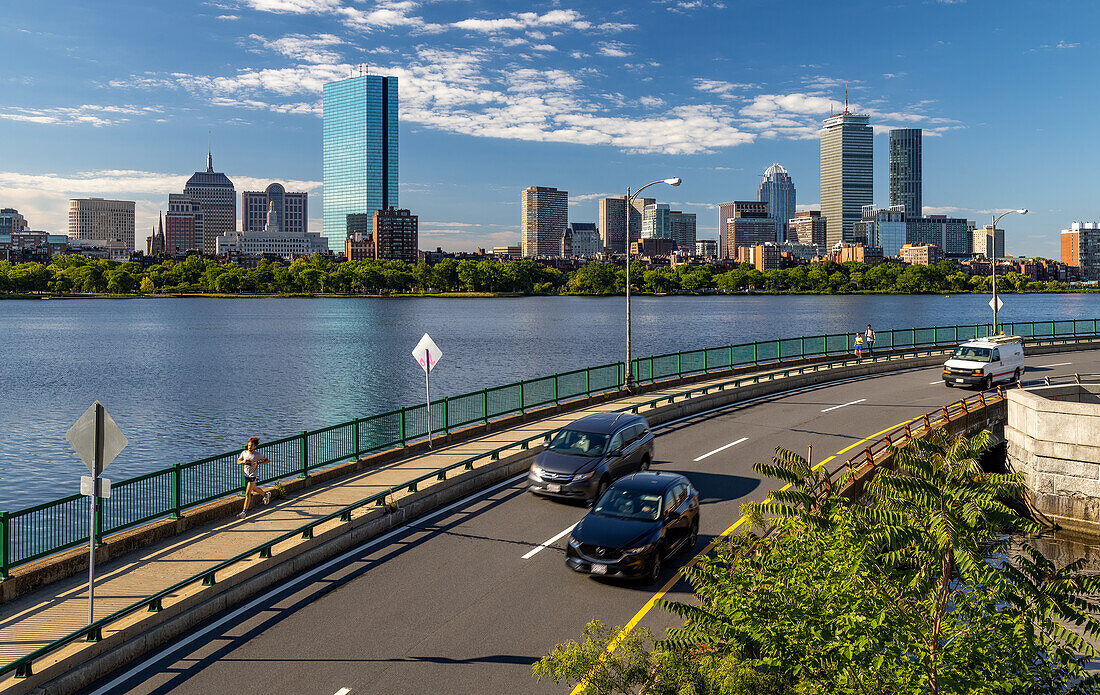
[[244, 475, 258, 483]]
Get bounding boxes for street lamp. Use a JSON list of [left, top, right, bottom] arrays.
[[990, 208, 1027, 334], [624, 177, 682, 389]]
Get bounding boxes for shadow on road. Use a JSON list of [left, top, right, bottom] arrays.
[[678, 471, 759, 505]]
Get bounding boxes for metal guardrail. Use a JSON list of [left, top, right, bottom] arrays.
[[3, 318, 1100, 581], [1019, 373, 1100, 388]]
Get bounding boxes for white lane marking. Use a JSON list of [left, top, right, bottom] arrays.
[[821, 398, 867, 413], [1036, 362, 1072, 368], [930, 380, 945, 385], [334, 689, 351, 695], [692, 437, 748, 462], [86, 473, 528, 695], [522, 523, 578, 560]]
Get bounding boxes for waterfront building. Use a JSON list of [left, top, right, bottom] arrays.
[[971, 224, 1005, 259], [243, 183, 307, 236], [373, 207, 418, 263], [670, 210, 697, 251], [720, 201, 774, 258], [854, 205, 906, 257], [820, 106, 873, 249], [183, 151, 236, 255], [889, 129, 922, 217], [164, 194, 204, 254], [900, 243, 944, 266], [788, 210, 827, 246], [826, 242, 884, 266], [0, 231, 68, 262], [323, 73, 399, 254], [641, 203, 671, 239], [216, 201, 327, 258], [905, 215, 972, 258], [0, 208, 28, 235], [564, 222, 600, 257], [1061, 222, 1100, 280], [695, 239, 718, 258], [68, 198, 135, 252], [756, 163, 796, 243], [520, 186, 567, 257]]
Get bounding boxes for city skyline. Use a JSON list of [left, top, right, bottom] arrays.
[[1, 0, 1092, 257]]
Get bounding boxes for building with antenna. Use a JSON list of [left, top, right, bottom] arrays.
[[820, 92, 872, 249], [182, 151, 235, 255], [756, 163, 796, 243]]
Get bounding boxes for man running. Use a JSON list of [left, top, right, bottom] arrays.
[[237, 436, 272, 519]]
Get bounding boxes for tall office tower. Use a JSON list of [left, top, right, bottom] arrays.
[[972, 224, 1004, 259], [854, 205, 905, 256], [718, 201, 737, 259], [820, 106, 872, 249], [756, 163, 796, 243], [521, 186, 567, 257], [670, 210, 697, 250], [721, 201, 775, 257], [243, 183, 308, 236], [788, 210, 827, 247], [164, 194, 204, 254], [598, 197, 626, 254], [641, 203, 671, 239], [0, 208, 28, 235], [183, 151, 235, 255], [372, 207, 418, 263], [68, 198, 136, 251], [323, 73, 399, 253], [564, 222, 600, 257], [889, 129, 922, 217], [1061, 222, 1100, 280]]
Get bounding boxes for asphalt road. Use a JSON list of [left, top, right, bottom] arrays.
[[87, 351, 1099, 695]]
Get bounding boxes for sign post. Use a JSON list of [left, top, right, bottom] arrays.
[[412, 334, 443, 448], [66, 401, 127, 627]]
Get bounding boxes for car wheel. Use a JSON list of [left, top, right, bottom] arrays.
[[982, 375, 993, 391], [1014, 368, 1021, 383], [648, 548, 662, 584], [684, 519, 699, 554], [639, 455, 651, 471], [944, 380, 953, 388]]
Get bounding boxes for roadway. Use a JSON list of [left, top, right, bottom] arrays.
[[86, 351, 1099, 695]]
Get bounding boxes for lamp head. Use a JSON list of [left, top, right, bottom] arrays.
[[1017, 209, 1028, 215], [664, 177, 682, 187]]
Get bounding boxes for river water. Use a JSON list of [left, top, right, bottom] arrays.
[[2, 293, 1098, 510]]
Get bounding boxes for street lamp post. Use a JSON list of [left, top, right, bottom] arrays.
[[624, 177, 682, 390], [990, 208, 1027, 334]]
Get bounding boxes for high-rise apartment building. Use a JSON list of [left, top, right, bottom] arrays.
[[670, 210, 697, 250], [164, 194, 204, 254], [641, 203, 671, 239], [720, 201, 775, 258], [788, 210, 826, 247], [820, 109, 872, 249], [521, 186, 567, 257], [183, 152, 235, 255], [0, 208, 28, 235], [757, 163, 796, 243], [68, 198, 135, 251], [1061, 222, 1100, 280], [598, 197, 626, 254], [323, 73, 399, 253], [854, 205, 906, 257], [718, 201, 736, 259], [971, 225, 1004, 259], [906, 215, 971, 257], [243, 183, 307, 236], [373, 207, 418, 263], [563, 222, 600, 257], [889, 129, 922, 217]]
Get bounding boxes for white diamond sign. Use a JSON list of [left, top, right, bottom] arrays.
[[65, 401, 128, 474], [989, 296, 1004, 312], [412, 333, 443, 374]]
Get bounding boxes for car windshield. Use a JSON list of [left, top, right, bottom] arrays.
[[953, 346, 992, 362], [547, 429, 610, 457], [593, 488, 662, 521]]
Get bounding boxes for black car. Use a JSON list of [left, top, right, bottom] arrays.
[[566, 472, 700, 583], [527, 412, 655, 503]]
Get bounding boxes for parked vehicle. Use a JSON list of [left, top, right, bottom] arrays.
[[527, 412, 655, 503], [565, 472, 700, 583], [942, 335, 1025, 389]]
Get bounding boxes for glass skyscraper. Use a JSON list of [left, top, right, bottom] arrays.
[[820, 110, 872, 249], [756, 163, 796, 243], [889, 129, 922, 217], [322, 74, 399, 253]]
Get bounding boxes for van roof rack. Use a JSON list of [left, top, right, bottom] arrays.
[[984, 334, 1023, 344]]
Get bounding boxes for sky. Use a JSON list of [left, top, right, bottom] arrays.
[[0, 0, 1093, 257]]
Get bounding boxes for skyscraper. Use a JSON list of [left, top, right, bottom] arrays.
[[183, 151, 235, 255], [820, 107, 872, 249], [889, 129, 922, 217], [373, 207, 418, 264], [641, 203, 671, 239], [521, 186, 567, 257], [68, 198, 135, 251], [0, 208, 28, 235], [789, 210, 827, 247], [670, 210, 697, 250], [323, 74, 399, 254], [756, 163, 796, 243], [164, 194, 204, 254], [720, 201, 774, 257], [1062, 222, 1100, 280], [598, 197, 626, 254], [243, 183, 308, 236]]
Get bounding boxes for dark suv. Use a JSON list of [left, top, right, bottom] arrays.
[[527, 412, 655, 503]]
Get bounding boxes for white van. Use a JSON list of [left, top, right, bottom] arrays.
[[942, 336, 1025, 389]]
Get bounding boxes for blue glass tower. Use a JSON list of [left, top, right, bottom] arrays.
[[322, 74, 399, 252], [756, 163, 796, 243]]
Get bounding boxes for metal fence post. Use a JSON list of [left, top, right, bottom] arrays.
[[172, 463, 182, 519], [352, 417, 361, 457], [728, 344, 734, 368], [482, 389, 489, 424], [519, 380, 525, 412], [443, 396, 450, 433], [800, 336, 805, 358], [0, 511, 9, 580], [553, 374, 559, 404], [299, 431, 308, 478], [95, 496, 105, 546], [911, 328, 916, 346], [676, 354, 682, 378], [823, 334, 828, 355], [954, 325, 958, 342], [399, 409, 406, 448], [703, 349, 708, 373], [753, 341, 758, 366], [585, 369, 591, 397]]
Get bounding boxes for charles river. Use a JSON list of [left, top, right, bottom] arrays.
[[2, 293, 1098, 511]]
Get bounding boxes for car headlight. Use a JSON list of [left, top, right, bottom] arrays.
[[971, 370, 984, 377], [625, 542, 655, 554], [572, 471, 594, 482], [530, 464, 543, 477]]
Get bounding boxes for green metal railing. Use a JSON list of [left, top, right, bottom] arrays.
[[2, 318, 1099, 580]]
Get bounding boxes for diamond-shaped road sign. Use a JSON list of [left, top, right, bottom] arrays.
[[66, 401, 128, 474], [412, 333, 443, 374], [989, 296, 1004, 312]]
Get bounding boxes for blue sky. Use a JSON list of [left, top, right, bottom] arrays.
[[0, 0, 1091, 257]]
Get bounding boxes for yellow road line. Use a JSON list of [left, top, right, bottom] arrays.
[[569, 416, 918, 694]]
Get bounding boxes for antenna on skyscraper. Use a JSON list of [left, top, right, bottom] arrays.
[[843, 82, 849, 114]]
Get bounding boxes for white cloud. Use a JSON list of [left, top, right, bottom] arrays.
[[217, 14, 240, 20], [250, 33, 345, 63], [693, 78, 754, 98], [638, 96, 664, 108], [238, 0, 343, 13], [451, 9, 592, 33], [597, 41, 631, 57], [0, 104, 162, 127], [531, 44, 557, 52]]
